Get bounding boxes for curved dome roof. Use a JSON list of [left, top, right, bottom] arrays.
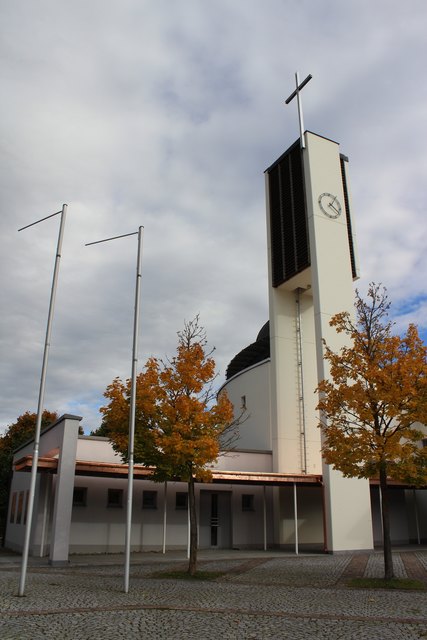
[[225, 321, 270, 380]]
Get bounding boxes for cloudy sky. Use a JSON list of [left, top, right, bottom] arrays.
[[1, 1, 427, 434]]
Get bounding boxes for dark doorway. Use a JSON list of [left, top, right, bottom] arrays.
[[199, 491, 232, 549]]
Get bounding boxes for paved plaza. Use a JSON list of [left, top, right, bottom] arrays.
[[0, 549, 426, 639]]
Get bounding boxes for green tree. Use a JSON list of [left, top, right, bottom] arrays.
[[100, 316, 239, 575], [0, 410, 58, 543], [90, 422, 110, 437], [317, 284, 427, 579]]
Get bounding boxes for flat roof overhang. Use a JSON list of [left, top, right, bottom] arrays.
[[14, 455, 322, 486], [15, 455, 426, 490]]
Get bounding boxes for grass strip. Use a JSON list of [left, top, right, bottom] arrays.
[[348, 577, 425, 590], [149, 570, 225, 581]]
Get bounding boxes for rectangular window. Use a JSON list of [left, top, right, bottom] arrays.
[[242, 494, 255, 512], [16, 492, 24, 524], [175, 492, 188, 510], [10, 492, 17, 524], [107, 488, 123, 508], [73, 487, 88, 507], [142, 490, 158, 509], [23, 491, 29, 525]]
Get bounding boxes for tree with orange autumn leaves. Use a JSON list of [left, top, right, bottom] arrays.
[[99, 316, 239, 575], [317, 284, 427, 579]]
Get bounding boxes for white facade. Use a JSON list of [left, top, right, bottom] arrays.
[[5, 411, 426, 561], [6, 415, 283, 560], [223, 360, 272, 453], [5, 131, 427, 561]]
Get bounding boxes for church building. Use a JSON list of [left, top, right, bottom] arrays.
[[5, 113, 427, 563]]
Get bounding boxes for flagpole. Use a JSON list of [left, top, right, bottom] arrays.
[[86, 225, 144, 593], [124, 226, 144, 593], [18, 204, 68, 597]]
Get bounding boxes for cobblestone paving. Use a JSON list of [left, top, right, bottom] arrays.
[[222, 555, 351, 587], [0, 552, 426, 639], [416, 551, 427, 571], [364, 553, 407, 578]]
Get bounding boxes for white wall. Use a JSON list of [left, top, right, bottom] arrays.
[[214, 450, 273, 473], [70, 477, 192, 553], [278, 485, 324, 548], [76, 436, 123, 463], [221, 361, 272, 452], [231, 485, 274, 549], [5, 472, 32, 552], [406, 489, 427, 543], [370, 486, 427, 546], [69, 477, 277, 553]]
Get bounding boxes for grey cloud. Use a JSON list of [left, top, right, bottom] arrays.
[[1, 0, 427, 432]]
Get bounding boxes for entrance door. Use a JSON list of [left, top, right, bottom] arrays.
[[210, 493, 219, 547], [199, 491, 232, 549]]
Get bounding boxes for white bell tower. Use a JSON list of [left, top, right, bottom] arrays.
[[265, 75, 373, 551]]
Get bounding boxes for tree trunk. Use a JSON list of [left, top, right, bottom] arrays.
[[188, 475, 198, 576], [379, 463, 394, 580]]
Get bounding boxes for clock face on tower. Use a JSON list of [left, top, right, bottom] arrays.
[[318, 192, 342, 219]]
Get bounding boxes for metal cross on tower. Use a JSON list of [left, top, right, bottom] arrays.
[[285, 72, 312, 149]]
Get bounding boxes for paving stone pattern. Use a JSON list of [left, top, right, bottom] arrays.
[[0, 551, 426, 639], [364, 553, 407, 578]]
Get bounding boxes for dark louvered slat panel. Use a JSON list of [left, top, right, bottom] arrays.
[[340, 155, 357, 279], [268, 144, 310, 287], [279, 157, 296, 278], [269, 165, 285, 287], [291, 147, 309, 272]]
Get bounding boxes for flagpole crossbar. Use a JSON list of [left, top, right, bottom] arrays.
[[18, 210, 63, 233], [85, 230, 140, 247]]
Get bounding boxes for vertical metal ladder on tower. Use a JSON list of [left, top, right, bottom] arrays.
[[296, 288, 308, 473]]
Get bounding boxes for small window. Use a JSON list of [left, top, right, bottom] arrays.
[[175, 492, 188, 510], [10, 492, 17, 524], [107, 488, 123, 508], [142, 490, 157, 509], [73, 487, 88, 507], [16, 492, 24, 524], [23, 491, 29, 525], [242, 494, 255, 512]]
